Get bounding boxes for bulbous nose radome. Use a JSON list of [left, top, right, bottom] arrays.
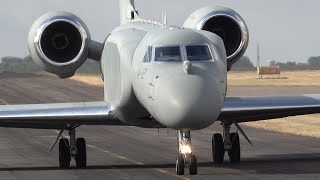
[[152, 76, 222, 130]]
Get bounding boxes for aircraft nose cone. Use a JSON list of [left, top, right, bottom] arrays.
[[153, 75, 222, 130]]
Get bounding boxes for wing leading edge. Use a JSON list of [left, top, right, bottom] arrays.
[[219, 94, 320, 123], [0, 101, 124, 129]]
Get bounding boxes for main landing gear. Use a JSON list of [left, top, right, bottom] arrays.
[[212, 123, 244, 164], [58, 129, 87, 168], [176, 130, 197, 175]]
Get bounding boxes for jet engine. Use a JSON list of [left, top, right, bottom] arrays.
[[28, 12, 92, 78], [183, 7, 249, 70]]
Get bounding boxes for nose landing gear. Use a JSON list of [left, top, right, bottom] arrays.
[[176, 130, 198, 175]]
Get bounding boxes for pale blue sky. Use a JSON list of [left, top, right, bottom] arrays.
[[1, 0, 319, 65]]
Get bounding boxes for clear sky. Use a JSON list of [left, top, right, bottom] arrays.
[[1, 0, 320, 65]]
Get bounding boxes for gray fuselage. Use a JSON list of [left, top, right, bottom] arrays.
[[101, 21, 227, 130]]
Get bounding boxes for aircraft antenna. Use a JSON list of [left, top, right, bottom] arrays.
[[163, 10, 167, 25], [161, 12, 164, 25]]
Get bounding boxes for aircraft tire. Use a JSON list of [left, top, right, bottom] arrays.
[[212, 133, 224, 164], [75, 138, 87, 168], [176, 154, 184, 175], [59, 138, 71, 168], [228, 133, 240, 163], [189, 155, 197, 175]]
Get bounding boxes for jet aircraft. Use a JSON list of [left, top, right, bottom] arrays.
[[0, 0, 319, 175]]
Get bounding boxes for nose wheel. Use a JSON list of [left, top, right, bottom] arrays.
[[189, 154, 197, 175], [176, 154, 184, 175], [212, 133, 224, 164], [58, 129, 87, 168], [175, 130, 198, 175]]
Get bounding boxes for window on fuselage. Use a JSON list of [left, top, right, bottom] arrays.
[[186, 45, 212, 61], [143, 47, 152, 63], [143, 53, 148, 63], [154, 46, 182, 62]]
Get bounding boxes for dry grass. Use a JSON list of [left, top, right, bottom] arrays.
[[244, 114, 320, 138], [228, 70, 320, 86], [229, 70, 320, 138], [70, 70, 320, 87], [70, 74, 103, 86]]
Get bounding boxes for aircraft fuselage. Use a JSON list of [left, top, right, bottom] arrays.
[[101, 22, 228, 130]]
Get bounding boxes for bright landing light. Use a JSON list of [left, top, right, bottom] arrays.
[[181, 144, 192, 154]]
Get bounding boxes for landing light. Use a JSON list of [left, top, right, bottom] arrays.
[[181, 144, 192, 154]]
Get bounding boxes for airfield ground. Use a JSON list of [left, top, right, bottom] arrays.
[[229, 70, 320, 138], [0, 72, 319, 179], [71, 70, 320, 138]]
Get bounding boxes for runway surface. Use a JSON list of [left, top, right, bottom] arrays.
[[0, 73, 319, 180]]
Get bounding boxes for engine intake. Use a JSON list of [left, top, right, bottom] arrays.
[[28, 11, 91, 78], [183, 6, 249, 70]]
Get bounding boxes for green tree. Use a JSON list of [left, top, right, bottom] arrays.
[[232, 56, 254, 68], [308, 56, 320, 66], [0, 56, 41, 73], [22, 55, 42, 72], [269, 60, 276, 66], [77, 60, 100, 74]]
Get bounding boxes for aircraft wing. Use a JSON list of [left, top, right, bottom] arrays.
[[0, 101, 125, 129], [219, 94, 320, 123]]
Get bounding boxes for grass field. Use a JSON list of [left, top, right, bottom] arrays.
[[71, 70, 320, 138], [72, 70, 320, 87], [229, 70, 320, 138], [228, 70, 320, 86], [243, 114, 320, 138], [71, 74, 103, 86]]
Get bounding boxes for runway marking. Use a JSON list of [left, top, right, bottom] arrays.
[[52, 130, 190, 180], [0, 98, 8, 105], [87, 144, 144, 165], [87, 144, 190, 180]]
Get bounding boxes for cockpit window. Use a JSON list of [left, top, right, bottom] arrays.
[[186, 45, 212, 61], [143, 46, 152, 63], [155, 46, 182, 62]]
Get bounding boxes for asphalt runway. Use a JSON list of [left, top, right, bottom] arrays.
[[0, 73, 319, 180]]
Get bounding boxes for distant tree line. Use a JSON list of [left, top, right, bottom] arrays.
[[1, 54, 320, 73], [0, 56, 101, 74], [232, 56, 254, 69], [0, 56, 41, 73], [268, 56, 320, 70], [232, 55, 320, 70], [307, 56, 320, 66]]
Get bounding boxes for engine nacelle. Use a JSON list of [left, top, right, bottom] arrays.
[[183, 6, 249, 70], [28, 11, 91, 78]]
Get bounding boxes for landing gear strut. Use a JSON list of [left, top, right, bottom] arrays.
[[58, 129, 87, 168], [212, 123, 240, 164], [176, 130, 197, 175]]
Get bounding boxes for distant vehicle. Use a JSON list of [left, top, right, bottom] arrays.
[[0, 0, 319, 176]]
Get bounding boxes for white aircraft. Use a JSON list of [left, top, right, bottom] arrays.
[[0, 0, 319, 175]]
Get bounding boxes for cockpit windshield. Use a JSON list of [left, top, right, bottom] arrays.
[[186, 45, 212, 61], [155, 46, 182, 62]]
